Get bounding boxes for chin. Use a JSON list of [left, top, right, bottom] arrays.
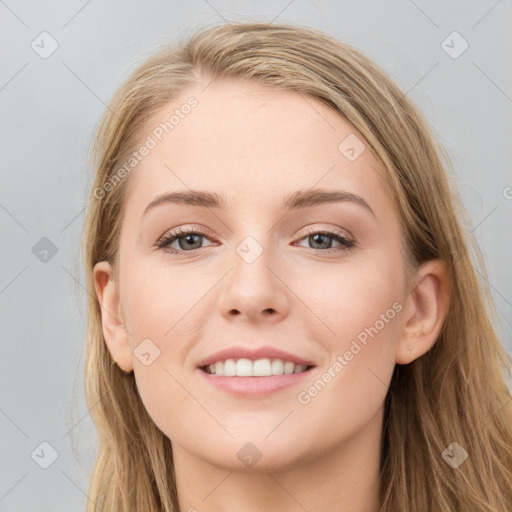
[[192, 434, 316, 474]]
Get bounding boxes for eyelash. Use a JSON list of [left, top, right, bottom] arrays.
[[155, 226, 356, 256]]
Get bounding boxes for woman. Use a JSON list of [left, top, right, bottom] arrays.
[[81, 21, 512, 511]]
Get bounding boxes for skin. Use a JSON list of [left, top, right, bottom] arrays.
[[94, 79, 450, 511]]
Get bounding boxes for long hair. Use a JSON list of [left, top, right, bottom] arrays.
[[79, 21, 512, 511]]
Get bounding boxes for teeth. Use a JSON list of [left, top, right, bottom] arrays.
[[236, 358, 253, 377], [204, 358, 310, 376], [283, 361, 295, 374], [224, 359, 236, 376], [271, 359, 284, 375]]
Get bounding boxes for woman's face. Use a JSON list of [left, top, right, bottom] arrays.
[[97, 79, 414, 471]]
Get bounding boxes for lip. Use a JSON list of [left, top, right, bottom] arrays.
[[196, 345, 316, 368], [195, 345, 316, 398], [196, 366, 315, 397]]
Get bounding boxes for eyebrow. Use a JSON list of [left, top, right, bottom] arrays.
[[142, 188, 375, 218]]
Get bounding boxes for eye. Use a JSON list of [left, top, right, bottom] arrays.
[[294, 228, 356, 253], [155, 226, 356, 255], [155, 226, 215, 254]]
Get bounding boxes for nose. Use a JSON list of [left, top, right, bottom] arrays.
[[216, 240, 290, 323]]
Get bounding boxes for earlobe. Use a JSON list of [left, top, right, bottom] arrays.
[[93, 261, 133, 372], [395, 259, 451, 365]]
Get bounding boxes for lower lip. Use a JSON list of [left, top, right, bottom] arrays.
[[196, 367, 315, 397]]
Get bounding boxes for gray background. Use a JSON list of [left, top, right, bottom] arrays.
[[1, 1, 511, 510]]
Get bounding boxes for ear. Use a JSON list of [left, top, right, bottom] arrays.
[[395, 259, 451, 364], [93, 261, 133, 372]]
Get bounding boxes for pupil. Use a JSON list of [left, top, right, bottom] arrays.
[[312, 234, 330, 249], [181, 234, 201, 249]]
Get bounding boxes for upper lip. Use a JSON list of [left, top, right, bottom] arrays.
[[196, 345, 316, 368]]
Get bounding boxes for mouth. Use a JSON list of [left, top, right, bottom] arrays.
[[200, 358, 314, 377], [197, 360, 315, 396], [196, 346, 316, 396]]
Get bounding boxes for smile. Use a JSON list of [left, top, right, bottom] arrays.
[[201, 358, 311, 376]]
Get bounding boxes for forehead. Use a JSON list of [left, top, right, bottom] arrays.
[[123, 79, 395, 218]]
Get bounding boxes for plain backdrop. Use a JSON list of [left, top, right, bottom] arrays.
[[1, 1, 511, 510]]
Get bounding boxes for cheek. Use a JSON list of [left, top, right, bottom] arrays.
[[120, 257, 210, 343], [297, 254, 404, 353], [331, 273, 403, 367], [120, 259, 217, 436], [294, 260, 403, 410], [295, 304, 401, 442], [133, 358, 204, 443]]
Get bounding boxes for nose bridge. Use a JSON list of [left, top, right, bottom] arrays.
[[232, 231, 277, 296], [217, 230, 289, 320]]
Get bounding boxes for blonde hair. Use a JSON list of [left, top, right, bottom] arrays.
[[79, 21, 512, 511]]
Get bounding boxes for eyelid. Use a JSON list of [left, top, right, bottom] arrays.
[[155, 225, 216, 249], [301, 224, 353, 241]]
